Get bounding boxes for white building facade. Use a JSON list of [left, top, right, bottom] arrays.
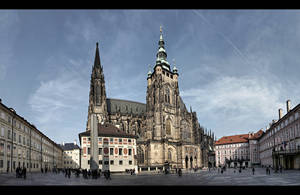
[[60, 142, 81, 169], [215, 130, 263, 168], [79, 124, 138, 172]]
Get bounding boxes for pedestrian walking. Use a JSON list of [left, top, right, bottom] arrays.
[[23, 167, 26, 179], [68, 168, 71, 178], [16, 167, 20, 178], [41, 168, 43, 173], [280, 165, 282, 173], [107, 170, 111, 180], [252, 167, 255, 175], [178, 168, 182, 177]]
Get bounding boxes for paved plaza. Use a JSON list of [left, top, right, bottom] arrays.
[[0, 168, 300, 186]]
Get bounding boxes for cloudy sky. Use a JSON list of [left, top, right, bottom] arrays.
[[1, 10, 300, 144]]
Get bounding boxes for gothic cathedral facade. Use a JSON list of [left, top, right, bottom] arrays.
[[85, 28, 215, 170]]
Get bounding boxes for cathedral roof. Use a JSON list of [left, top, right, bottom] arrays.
[[106, 98, 146, 116]]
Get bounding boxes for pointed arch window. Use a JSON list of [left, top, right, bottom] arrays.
[[95, 85, 101, 105], [137, 148, 144, 164], [168, 149, 172, 161], [166, 119, 171, 135], [165, 88, 170, 104]]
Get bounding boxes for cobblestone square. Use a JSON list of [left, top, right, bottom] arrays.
[[1, 168, 300, 186]]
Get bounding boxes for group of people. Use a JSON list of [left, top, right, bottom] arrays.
[[125, 169, 136, 175], [66, 168, 111, 180], [16, 166, 26, 179], [40, 167, 48, 174], [64, 168, 72, 178]]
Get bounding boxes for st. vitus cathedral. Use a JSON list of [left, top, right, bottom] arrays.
[[85, 27, 215, 170]]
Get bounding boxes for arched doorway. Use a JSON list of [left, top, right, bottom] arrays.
[[185, 156, 188, 169], [190, 156, 193, 169]]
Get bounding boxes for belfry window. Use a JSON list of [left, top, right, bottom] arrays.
[[166, 119, 171, 135]]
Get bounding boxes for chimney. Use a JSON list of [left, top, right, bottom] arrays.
[[279, 108, 283, 119], [286, 100, 291, 113], [74, 140, 77, 146]]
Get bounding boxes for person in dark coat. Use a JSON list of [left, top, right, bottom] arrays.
[[178, 168, 182, 177], [279, 165, 282, 173], [252, 167, 255, 175], [68, 168, 71, 178], [16, 167, 20, 178], [23, 167, 26, 179], [107, 170, 111, 180]]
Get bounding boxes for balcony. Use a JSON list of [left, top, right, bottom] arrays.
[[272, 148, 300, 156]]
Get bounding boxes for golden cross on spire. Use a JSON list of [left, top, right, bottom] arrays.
[[160, 25, 162, 33]]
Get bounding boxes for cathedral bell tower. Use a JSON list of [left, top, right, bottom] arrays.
[[86, 42, 108, 131], [146, 26, 180, 141]]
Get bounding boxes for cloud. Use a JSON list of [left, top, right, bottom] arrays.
[[0, 11, 19, 80], [28, 58, 90, 143], [181, 74, 286, 137]]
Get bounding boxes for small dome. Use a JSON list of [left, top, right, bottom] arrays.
[[158, 47, 166, 53]]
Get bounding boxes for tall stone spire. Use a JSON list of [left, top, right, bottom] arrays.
[[86, 42, 108, 131], [94, 42, 101, 69]]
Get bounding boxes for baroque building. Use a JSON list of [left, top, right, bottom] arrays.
[[83, 27, 214, 171]]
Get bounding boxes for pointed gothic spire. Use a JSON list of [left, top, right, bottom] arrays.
[[156, 25, 170, 68], [94, 42, 101, 68]]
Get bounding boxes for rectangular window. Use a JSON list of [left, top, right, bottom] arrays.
[[128, 149, 132, 155], [119, 160, 123, 165], [110, 148, 113, 155], [0, 143, 4, 155], [110, 160, 114, 165], [7, 130, 11, 139], [104, 161, 109, 165], [13, 132, 16, 142], [119, 139, 122, 143], [119, 148, 122, 155], [128, 139, 131, 143], [99, 160, 102, 165], [88, 148, 90, 155], [0, 127, 4, 137], [129, 160, 132, 165], [98, 138, 102, 142], [98, 148, 102, 155], [110, 138, 113, 142], [87, 160, 90, 165], [19, 135, 21, 143]]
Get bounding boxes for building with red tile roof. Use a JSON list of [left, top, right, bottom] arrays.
[[215, 129, 264, 168]]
